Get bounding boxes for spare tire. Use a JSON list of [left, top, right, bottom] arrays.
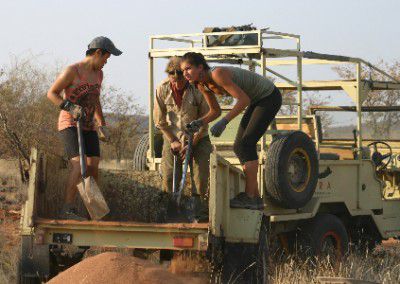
[[133, 133, 163, 171], [265, 131, 318, 209]]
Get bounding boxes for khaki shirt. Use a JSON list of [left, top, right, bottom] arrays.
[[154, 79, 209, 141]]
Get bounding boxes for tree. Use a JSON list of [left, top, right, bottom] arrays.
[[279, 90, 333, 130], [0, 56, 60, 180], [100, 86, 145, 161], [0, 55, 145, 181], [216, 93, 234, 106], [333, 60, 400, 138]]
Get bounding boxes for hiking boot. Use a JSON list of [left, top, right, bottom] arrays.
[[194, 198, 209, 223], [59, 204, 87, 221], [254, 196, 265, 210], [230, 193, 264, 210], [185, 194, 209, 223]]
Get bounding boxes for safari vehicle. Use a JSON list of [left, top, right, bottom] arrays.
[[20, 27, 400, 283]]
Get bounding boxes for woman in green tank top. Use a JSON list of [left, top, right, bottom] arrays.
[[181, 52, 282, 210]]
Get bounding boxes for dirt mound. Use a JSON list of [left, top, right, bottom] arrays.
[[100, 170, 170, 222], [47, 252, 207, 284], [100, 170, 195, 223]]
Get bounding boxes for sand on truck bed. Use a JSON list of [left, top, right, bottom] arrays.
[[37, 152, 197, 223], [47, 252, 207, 284]]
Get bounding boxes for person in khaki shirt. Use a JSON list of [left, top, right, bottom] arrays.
[[154, 56, 212, 197]]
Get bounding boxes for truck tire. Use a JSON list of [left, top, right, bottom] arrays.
[[220, 219, 269, 284], [300, 214, 349, 259], [220, 242, 256, 284], [133, 133, 163, 171], [19, 236, 50, 284], [348, 216, 382, 253], [265, 131, 318, 209], [19, 276, 39, 284], [254, 218, 269, 284], [133, 134, 149, 171]]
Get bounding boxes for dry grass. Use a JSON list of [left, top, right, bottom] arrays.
[[0, 222, 20, 284], [269, 243, 400, 284], [0, 178, 23, 284]]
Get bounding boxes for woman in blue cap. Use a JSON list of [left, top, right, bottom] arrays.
[[47, 36, 122, 220]]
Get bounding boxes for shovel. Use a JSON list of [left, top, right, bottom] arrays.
[[172, 150, 179, 196], [172, 126, 202, 222], [76, 118, 110, 220], [173, 131, 194, 206]]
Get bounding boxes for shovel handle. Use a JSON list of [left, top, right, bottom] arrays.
[[172, 154, 179, 194], [176, 132, 194, 205], [77, 119, 87, 179]]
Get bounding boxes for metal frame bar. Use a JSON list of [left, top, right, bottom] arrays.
[[360, 59, 400, 83], [356, 62, 363, 208], [296, 38, 303, 130], [148, 56, 155, 160], [309, 106, 400, 113], [147, 28, 400, 182]]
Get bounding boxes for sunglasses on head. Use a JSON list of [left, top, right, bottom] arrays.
[[168, 70, 183, 76]]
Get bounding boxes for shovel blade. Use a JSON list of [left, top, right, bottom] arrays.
[[77, 176, 110, 220]]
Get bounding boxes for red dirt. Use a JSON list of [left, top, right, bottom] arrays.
[[47, 252, 207, 284], [382, 238, 400, 247], [0, 209, 21, 249]]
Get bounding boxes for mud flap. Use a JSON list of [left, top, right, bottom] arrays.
[[225, 209, 264, 243]]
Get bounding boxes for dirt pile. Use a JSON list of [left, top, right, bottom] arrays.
[[36, 154, 196, 222], [100, 170, 171, 222], [47, 252, 207, 284], [99, 170, 196, 223]]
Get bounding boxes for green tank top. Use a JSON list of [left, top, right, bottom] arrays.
[[212, 66, 275, 104]]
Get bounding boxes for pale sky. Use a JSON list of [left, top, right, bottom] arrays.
[[1, 0, 399, 121]]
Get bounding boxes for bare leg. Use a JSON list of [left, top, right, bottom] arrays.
[[65, 157, 82, 204], [61, 156, 88, 220], [243, 160, 259, 198], [87, 156, 100, 183]]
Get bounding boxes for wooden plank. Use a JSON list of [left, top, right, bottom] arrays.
[[35, 218, 208, 230], [302, 51, 359, 63], [23, 148, 39, 228], [310, 105, 400, 113], [276, 80, 356, 91], [276, 80, 400, 91]]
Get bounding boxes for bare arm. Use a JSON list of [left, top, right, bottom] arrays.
[[197, 84, 221, 124], [192, 93, 210, 145], [153, 86, 179, 143], [94, 96, 106, 126], [47, 66, 75, 107], [212, 68, 250, 122], [160, 127, 178, 144]]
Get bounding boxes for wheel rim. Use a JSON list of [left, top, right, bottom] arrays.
[[320, 230, 342, 260], [287, 148, 311, 193]]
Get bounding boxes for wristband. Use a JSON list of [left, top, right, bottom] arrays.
[[59, 99, 73, 111]]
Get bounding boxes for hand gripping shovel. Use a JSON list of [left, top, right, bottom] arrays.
[[76, 118, 110, 220]]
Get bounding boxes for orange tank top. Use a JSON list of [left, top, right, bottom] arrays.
[[58, 63, 103, 131]]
